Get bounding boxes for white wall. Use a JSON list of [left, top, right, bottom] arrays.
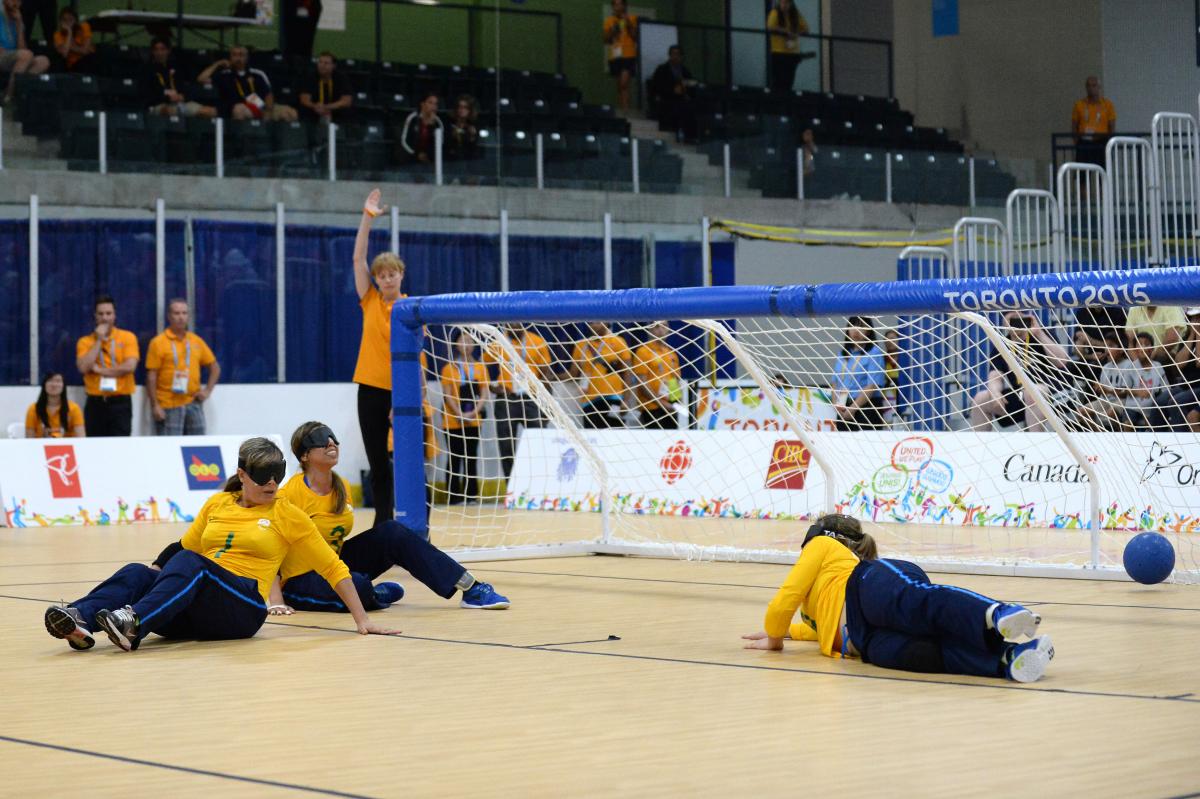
[[1102, 0, 1200, 129], [1, 384, 371, 489]]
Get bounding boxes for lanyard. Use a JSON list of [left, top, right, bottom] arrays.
[[157, 69, 176, 92], [234, 73, 256, 98], [457, 361, 473, 387], [318, 79, 332, 104], [172, 336, 192, 371], [99, 336, 118, 369]]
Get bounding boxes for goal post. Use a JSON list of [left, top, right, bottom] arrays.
[[391, 266, 1200, 582]]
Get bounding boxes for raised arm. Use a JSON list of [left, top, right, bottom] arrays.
[[353, 189, 386, 299], [196, 58, 229, 86]]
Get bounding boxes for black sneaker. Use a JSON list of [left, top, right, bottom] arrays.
[[44, 606, 95, 651], [96, 605, 140, 652]]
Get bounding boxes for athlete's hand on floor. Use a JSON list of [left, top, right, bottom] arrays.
[[742, 631, 783, 650], [268, 604, 294, 616], [357, 622, 402, 636]]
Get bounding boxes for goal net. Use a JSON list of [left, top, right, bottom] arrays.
[[394, 268, 1200, 583]]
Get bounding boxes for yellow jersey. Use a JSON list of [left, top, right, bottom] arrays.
[[763, 535, 858, 658], [181, 491, 351, 603], [277, 472, 356, 582]]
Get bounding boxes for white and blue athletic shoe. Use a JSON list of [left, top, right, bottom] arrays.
[[460, 582, 510, 610], [1006, 635, 1055, 683]]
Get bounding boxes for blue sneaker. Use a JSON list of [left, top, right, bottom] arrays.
[[460, 582, 510, 609], [1005, 635, 1054, 683], [991, 603, 1041, 642], [373, 582, 405, 606]]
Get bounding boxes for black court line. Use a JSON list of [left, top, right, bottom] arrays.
[[476, 567, 1200, 614], [0, 734, 380, 799], [260, 620, 1200, 707], [6, 586, 1197, 707]]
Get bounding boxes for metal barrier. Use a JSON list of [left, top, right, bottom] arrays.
[[1105, 136, 1159, 269], [1151, 112, 1199, 267], [1056, 163, 1110, 271]]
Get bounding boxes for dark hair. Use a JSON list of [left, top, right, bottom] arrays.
[[223, 437, 285, 493], [150, 36, 171, 49], [1136, 332, 1154, 347], [775, 0, 802, 34], [455, 93, 477, 122], [94, 294, 115, 311], [290, 421, 348, 514], [34, 372, 65, 433], [804, 513, 878, 561], [668, 44, 682, 56], [318, 50, 336, 61], [420, 91, 439, 105], [58, 5, 77, 21], [840, 315, 877, 355]]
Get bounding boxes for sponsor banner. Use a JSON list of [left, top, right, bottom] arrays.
[[1, 435, 281, 528], [694, 382, 838, 432], [507, 429, 1200, 532]]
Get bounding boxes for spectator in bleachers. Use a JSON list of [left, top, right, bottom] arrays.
[[0, 0, 50, 106], [75, 294, 139, 437], [445, 94, 479, 161], [144, 37, 216, 119], [400, 91, 443, 164], [25, 372, 84, 438], [801, 127, 817, 176], [633, 321, 681, 430], [602, 0, 638, 114], [281, 0, 321, 59], [298, 50, 351, 125], [1071, 76, 1115, 167], [767, 0, 810, 92], [831, 316, 886, 430], [483, 322, 552, 480], [198, 45, 298, 122], [1125, 304, 1186, 364], [1165, 307, 1200, 431], [1074, 304, 1125, 345], [569, 322, 632, 429], [50, 6, 95, 74], [19, 0, 53, 44], [145, 299, 221, 436], [649, 45, 697, 143], [441, 328, 490, 505], [968, 312, 1068, 431], [1106, 333, 1167, 430]]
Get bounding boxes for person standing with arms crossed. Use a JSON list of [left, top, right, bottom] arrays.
[[146, 299, 221, 435], [75, 294, 139, 437], [353, 189, 406, 526]]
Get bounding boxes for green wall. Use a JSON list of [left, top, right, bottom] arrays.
[[74, 0, 726, 105]]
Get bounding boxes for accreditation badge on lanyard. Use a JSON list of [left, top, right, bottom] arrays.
[[99, 339, 118, 392], [172, 338, 192, 394]]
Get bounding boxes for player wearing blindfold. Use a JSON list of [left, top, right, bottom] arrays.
[[741, 514, 1055, 682], [266, 421, 510, 613], [44, 437, 399, 652]]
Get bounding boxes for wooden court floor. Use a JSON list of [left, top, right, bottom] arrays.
[[2, 518, 1199, 798]]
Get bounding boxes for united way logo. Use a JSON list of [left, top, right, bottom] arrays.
[[44, 445, 82, 498], [181, 446, 225, 490]]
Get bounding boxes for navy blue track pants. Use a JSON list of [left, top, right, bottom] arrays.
[[282, 520, 466, 612], [845, 558, 1005, 678], [72, 550, 267, 646]]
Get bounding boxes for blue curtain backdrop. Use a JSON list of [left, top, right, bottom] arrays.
[[35, 220, 185, 387], [653, 240, 737, 381], [1, 220, 655, 386], [0, 221, 30, 385]]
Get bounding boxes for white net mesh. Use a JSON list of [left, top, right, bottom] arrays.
[[416, 308, 1200, 582]]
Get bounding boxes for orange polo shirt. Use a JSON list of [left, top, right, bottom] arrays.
[[603, 14, 638, 61], [145, 329, 217, 409], [75, 328, 139, 396], [572, 334, 631, 404], [53, 21, 92, 69], [1072, 97, 1116, 136], [633, 340, 681, 411], [353, 286, 406, 391], [25, 401, 84, 437], [483, 331, 552, 393], [440, 360, 488, 431]]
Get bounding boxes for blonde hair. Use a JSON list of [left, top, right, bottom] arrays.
[[371, 252, 405, 278], [223, 437, 284, 493]]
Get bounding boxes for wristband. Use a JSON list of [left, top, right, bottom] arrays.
[[364, 206, 381, 218]]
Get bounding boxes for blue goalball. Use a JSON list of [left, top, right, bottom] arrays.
[[1123, 532, 1175, 585]]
